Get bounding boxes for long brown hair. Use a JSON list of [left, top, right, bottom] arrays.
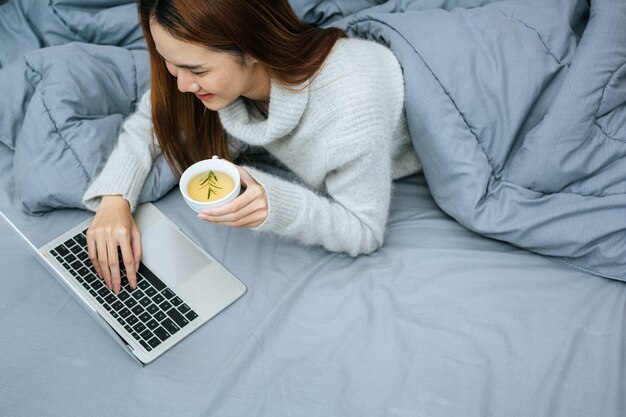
[[138, 0, 346, 176]]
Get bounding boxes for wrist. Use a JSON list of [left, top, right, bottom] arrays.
[[100, 195, 130, 209]]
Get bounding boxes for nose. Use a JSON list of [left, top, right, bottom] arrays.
[[176, 69, 199, 93]]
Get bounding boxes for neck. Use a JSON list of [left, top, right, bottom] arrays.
[[243, 62, 271, 104]]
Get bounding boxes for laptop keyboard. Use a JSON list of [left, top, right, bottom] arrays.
[[49, 229, 198, 352]]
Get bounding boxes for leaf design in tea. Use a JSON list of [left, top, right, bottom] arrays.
[[187, 170, 235, 202]]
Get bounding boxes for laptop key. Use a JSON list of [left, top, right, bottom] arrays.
[[171, 296, 183, 307], [139, 340, 152, 352], [154, 311, 167, 322], [138, 264, 166, 291], [161, 318, 180, 335], [133, 322, 146, 334], [147, 337, 161, 349], [132, 289, 145, 300], [124, 298, 138, 309], [141, 329, 154, 341], [76, 266, 90, 277], [64, 238, 77, 248], [119, 308, 132, 318], [146, 303, 159, 315], [138, 312, 151, 323], [146, 319, 159, 330], [185, 311, 198, 322], [152, 294, 165, 305], [179, 303, 191, 314], [153, 326, 171, 342], [162, 288, 175, 299], [160, 300, 173, 312], [74, 233, 87, 247], [126, 315, 138, 326], [55, 245, 69, 257], [167, 308, 189, 328], [131, 305, 144, 316]]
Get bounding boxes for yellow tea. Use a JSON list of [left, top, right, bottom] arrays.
[[187, 170, 235, 202]]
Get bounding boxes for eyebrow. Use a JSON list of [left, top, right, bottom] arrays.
[[157, 50, 208, 71], [174, 63, 208, 71]]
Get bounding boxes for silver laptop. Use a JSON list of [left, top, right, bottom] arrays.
[[0, 202, 246, 365]]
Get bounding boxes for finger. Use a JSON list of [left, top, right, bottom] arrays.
[[200, 184, 260, 217], [211, 210, 268, 228], [119, 237, 136, 292], [86, 229, 103, 279], [96, 234, 112, 289], [130, 226, 142, 289], [200, 197, 265, 224], [235, 165, 256, 186], [106, 237, 122, 294]]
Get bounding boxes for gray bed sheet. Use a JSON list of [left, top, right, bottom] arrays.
[[1, 143, 624, 417]]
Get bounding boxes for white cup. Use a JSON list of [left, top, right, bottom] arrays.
[[179, 155, 241, 212]]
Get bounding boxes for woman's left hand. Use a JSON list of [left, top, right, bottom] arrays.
[[197, 165, 268, 228]]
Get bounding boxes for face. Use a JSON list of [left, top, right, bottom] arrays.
[[150, 21, 270, 111]]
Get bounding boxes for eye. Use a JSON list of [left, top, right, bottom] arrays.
[[192, 70, 209, 76]]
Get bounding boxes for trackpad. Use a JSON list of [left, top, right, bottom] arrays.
[[140, 219, 211, 287]]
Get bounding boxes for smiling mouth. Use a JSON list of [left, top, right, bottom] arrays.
[[195, 92, 215, 101]]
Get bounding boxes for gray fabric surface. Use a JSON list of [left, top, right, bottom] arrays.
[[294, 0, 626, 281], [1, 143, 625, 416], [2, 3, 625, 413]]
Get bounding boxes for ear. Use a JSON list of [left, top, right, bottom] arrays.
[[244, 54, 259, 65]]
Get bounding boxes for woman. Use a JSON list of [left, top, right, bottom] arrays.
[[84, 0, 421, 293]]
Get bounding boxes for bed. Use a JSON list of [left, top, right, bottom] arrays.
[[1, 1, 625, 416]]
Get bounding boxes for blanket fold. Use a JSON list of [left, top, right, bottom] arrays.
[[325, 0, 625, 280], [0, 0, 176, 214]]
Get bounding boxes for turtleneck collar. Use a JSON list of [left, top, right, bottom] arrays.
[[218, 79, 310, 146]]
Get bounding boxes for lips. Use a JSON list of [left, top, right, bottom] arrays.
[[195, 92, 215, 101]]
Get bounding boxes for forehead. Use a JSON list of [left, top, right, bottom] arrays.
[[150, 20, 224, 66]]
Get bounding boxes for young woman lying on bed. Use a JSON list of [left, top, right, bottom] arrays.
[[83, 0, 421, 294]]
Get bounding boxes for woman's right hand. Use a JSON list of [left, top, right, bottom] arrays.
[[86, 195, 141, 294]]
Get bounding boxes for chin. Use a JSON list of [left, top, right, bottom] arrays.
[[201, 100, 229, 112]]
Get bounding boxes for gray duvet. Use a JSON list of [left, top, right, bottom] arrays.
[[318, 0, 626, 281]]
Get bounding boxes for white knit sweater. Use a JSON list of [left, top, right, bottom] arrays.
[[83, 38, 421, 256]]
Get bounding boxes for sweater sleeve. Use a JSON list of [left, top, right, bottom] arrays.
[[246, 99, 396, 257], [82, 90, 159, 212]]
